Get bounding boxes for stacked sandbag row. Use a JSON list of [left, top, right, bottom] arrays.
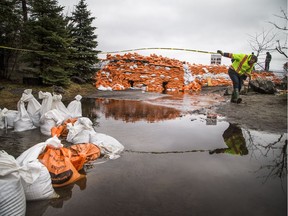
[[95, 53, 232, 93], [95, 53, 185, 92], [251, 71, 282, 84]]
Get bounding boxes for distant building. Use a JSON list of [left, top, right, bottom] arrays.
[[211, 54, 221, 65]]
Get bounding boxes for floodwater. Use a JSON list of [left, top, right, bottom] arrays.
[[0, 94, 287, 216]]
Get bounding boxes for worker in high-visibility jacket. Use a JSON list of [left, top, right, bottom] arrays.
[[217, 50, 257, 103]]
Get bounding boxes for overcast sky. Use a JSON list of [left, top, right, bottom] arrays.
[[58, 0, 287, 71]]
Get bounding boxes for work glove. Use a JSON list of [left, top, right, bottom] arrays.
[[217, 50, 223, 55]]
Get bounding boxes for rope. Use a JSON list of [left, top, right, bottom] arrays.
[[0, 45, 217, 55]]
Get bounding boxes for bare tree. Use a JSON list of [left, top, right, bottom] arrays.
[[269, 8, 288, 58], [248, 28, 276, 57]]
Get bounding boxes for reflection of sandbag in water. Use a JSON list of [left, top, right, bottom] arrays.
[[210, 123, 248, 155]]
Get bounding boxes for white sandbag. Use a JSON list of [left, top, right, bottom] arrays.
[[0, 108, 8, 129], [14, 100, 35, 132], [22, 161, 59, 201], [20, 89, 41, 127], [90, 133, 124, 159], [66, 117, 95, 144], [0, 151, 26, 216], [52, 93, 72, 120], [17, 136, 63, 164], [5, 110, 18, 129], [39, 91, 53, 116], [16, 137, 62, 201], [67, 95, 82, 118], [39, 109, 65, 136]]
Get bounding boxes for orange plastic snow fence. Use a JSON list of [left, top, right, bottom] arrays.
[[38, 143, 101, 187]]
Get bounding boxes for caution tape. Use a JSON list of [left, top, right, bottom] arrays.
[[100, 47, 217, 54], [0, 45, 43, 53], [0, 45, 217, 55]]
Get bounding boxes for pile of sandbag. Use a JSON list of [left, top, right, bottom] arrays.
[[0, 89, 82, 134], [95, 53, 231, 93], [0, 135, 106, 215], [51, 117, 124, 160]]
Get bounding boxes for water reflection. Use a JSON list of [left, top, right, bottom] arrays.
[[26, 176, 87, 216], [1, 96, 287, 216], [244, 130, 287, 184], [83, 98, 181, 123], [209, 123, 248, 155]]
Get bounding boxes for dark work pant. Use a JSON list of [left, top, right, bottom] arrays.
[[265, 61, 270, 71], [228, 68, 242, 91]]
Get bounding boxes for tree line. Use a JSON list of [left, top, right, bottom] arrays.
[[0, 0, 99, 86]]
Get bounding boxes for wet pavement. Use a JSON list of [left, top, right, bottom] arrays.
[[0, 93, 287, 216]]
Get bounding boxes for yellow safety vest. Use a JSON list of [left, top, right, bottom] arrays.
[[230, 54, 254, 75]]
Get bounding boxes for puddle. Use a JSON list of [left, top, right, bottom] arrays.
[[0, 96, 286, 216]]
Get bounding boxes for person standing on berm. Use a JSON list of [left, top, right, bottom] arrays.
[[265, 52, 272, 71]]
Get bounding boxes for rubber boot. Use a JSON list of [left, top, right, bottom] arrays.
[[230, 90, 237, 103], [235, 89, 242, 104]]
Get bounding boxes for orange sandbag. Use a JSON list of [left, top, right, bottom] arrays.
[[38, 146, 83, 188], [69, 143, 101, 170], [61, 118, 78, 137], [51, 125, 64, 137]]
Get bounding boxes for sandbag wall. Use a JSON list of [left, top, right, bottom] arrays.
[[95, 53, 186, 92], [95, 53, 232, 92]]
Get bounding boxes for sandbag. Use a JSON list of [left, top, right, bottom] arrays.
[[14, 100, 35, 132], [67, 95, 82, 118], [39, 91, 53, 116], [0, 151, 26, 216], [16, 137, 62, 200], [69, 143, 101, 170], [5, 110, 18, 129], [20, 89, 41, 127], [39, 109, 65, 136], [52, 93, 72, 120], [23, 161, 59, 201], [90, 133, 124, 159], [38, 147, 83, 187], [0, 108, 8, 129], [50, 118, 78, 137], [66, 117, 96, 144]]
